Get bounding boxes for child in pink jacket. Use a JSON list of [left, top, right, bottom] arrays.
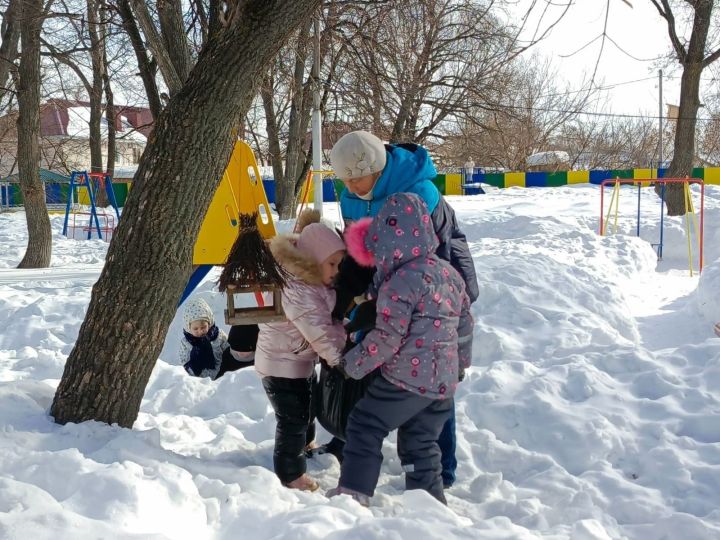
[[255, 214, 347, 492]]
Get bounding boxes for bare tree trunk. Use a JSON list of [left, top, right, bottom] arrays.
[[115, 0, 162, 120], [87, 0, 109, 206], [661, 62, 703, 215], [651, 0, 717, 216], [17, 0, 51, 269], [190, 0, 209, 46], [0, 0, 21, 97], [87, 0, 104, 174], [129, 0, 183, 95], [102, 3, 116, 178], [260, 72, 285, 205], [50, 0, 321, 428], [157, 0, 192, 84], [266, 21, 317, 220], [207, 0, 223, 40]]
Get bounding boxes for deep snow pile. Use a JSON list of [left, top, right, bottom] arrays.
[[0, 184, 719, 539]]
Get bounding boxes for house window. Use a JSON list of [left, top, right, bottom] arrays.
[[132, 148, 142, 164]]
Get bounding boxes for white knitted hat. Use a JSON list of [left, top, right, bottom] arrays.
[[330, 131, 387, 180], [183, 298, 215, 331]]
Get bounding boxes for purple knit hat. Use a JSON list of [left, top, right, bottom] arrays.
[[296, 222, 346, 264]]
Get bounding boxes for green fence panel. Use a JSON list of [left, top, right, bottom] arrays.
[[484, 173, 505, 188], [112, 182, 129, 206], [610, 169, 634, 179], [546, 171, 568, 187], [432, 174, 446, 194]]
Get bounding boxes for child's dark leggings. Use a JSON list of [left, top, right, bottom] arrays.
[[262, 374, 316, 484], [339, 375, 453, 504]]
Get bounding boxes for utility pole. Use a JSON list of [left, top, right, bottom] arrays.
[[658, 69, 663, 171], [311, 12, 323, 214]]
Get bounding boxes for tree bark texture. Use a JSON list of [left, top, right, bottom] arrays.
[[50, 0, 321, 428], [0, 0, 21, 97], [17, 0, 51, 269], [157, 0, 192, 85], [115, 0, 162, 120]]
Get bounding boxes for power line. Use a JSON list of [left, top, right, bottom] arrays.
[[539, 75, 657, 99], [485, 102, 718, 122]]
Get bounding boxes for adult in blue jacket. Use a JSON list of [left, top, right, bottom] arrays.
[[327, 130, 479, 488]]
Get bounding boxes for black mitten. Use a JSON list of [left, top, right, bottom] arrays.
[[332, 255, 375, 320]]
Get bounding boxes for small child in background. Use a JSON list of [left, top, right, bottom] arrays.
[[179, 297, 229, 379], [255, 212, 347, 492], [217, 324, 259, 378], [327, 193, 473, 506]]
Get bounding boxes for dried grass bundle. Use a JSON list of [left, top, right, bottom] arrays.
[[217, 213, 288, 293]]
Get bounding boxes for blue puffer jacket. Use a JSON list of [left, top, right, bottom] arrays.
[[340, 143, 439, 220], [339, 143, 479, 303]]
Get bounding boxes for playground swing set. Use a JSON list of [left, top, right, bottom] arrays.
[[61, 171, 121, 241], [599, 177, 705, 276]]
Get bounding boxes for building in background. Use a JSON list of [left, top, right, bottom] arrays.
[[526, 150, 570, 172], [0, 99, 152, 179]]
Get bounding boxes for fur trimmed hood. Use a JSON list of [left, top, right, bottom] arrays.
[[269, 234, 324, 285]]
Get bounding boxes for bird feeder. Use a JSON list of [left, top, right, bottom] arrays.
[[217, 213, 288, 325]]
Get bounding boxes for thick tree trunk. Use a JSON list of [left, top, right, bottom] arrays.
[[116, 0, 162, 120], [0, 0, 21, 98], [50, 0, 321, 428], [16, 0, 51, 269]]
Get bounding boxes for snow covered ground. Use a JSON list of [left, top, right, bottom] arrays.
[[1, 184, 719, 539]]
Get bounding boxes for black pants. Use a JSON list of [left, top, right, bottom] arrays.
[[339, 376, 452, 503], [262, 374, 317, 484]]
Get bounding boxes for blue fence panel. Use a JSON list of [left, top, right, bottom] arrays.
[[525, 172, 548, 187], [589, 170, 612, 185]]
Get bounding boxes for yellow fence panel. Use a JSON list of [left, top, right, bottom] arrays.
[[444, 173, 463, 195], [568, 170, 589, 184], [505, 172, 525, 188]]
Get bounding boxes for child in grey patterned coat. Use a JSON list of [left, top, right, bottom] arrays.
[[327, 192, 473, 505]]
